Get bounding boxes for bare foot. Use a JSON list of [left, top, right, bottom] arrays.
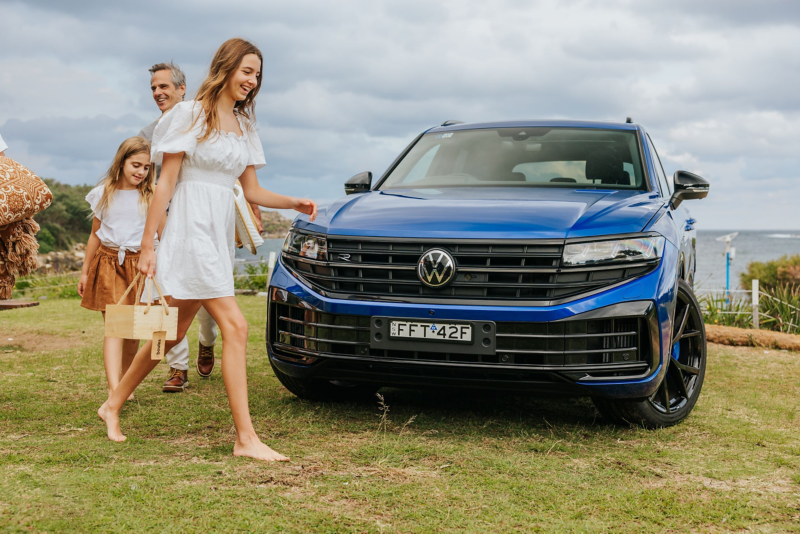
[[233, 437, 289, 462], [127, 393, 135, 401], [97, 402, 127, 442]]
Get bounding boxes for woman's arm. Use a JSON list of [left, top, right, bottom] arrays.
[[77, 217, 102, 296], [139, 152, 183, 276], [239, 166, 317, 221]]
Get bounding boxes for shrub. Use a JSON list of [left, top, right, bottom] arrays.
[[699, 291, 752, 329], [12, 271, 80, 300], [741, 254, 800, 290], [233, 260, 271, 292], [759, 284, 800, 334], [31, 179, 94, 252]]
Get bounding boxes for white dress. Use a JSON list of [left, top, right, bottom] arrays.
[[149, 100, 265, 299]]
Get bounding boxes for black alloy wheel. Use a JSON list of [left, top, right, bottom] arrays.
[[593, 279, 707, 428]]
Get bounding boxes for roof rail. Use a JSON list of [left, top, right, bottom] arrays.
[[441, 120, 464, 126]]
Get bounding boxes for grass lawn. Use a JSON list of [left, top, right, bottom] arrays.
[[1, 297, 799, 532]]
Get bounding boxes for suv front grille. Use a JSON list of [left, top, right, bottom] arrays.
[[282, 236, 658, 304], [268, 296, 651, 376]]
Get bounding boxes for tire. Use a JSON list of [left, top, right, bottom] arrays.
[[593, 279, 707, 428], [269, 360, 380, 402]]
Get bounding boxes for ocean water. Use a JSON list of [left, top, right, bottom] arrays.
[[234, 238, 285, 268], [695, 230, 800, 290], [235, 231, 800, 292]]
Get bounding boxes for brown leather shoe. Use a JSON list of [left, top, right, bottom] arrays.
[[196, 343, 215, 377], [162, 367, 188, 392]]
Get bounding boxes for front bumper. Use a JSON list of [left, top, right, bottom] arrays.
[[267, 248, 677, 399]]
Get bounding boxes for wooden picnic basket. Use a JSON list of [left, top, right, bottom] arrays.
[[105, 273, 178, 360]]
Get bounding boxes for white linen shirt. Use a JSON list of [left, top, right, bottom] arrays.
[[86, 186, 158, 264]]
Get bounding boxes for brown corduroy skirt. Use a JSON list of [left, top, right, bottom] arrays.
[[80, 245, 141, 312]]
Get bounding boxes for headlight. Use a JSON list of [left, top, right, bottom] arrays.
[[283, 231, 327, 261], [562, 236, 665, 266]]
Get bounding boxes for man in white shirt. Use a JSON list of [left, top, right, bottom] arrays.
[[0, 133, 7, 156], [140, 62, 261, 392]]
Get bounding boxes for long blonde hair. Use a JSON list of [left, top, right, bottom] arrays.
[[192, 38, 263, 143], [94, 137, 155, 217]]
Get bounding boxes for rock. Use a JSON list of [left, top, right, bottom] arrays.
[[38, 295, 48, 300], [259, 210, 292, 239], [234, 289, 258, 295]]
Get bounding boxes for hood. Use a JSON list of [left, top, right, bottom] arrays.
[[294, 187, 665, 239]]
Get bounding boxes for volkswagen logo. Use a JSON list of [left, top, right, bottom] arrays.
[[417, 248, 456, 288]]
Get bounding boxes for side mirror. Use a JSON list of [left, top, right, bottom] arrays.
[[345, 171, 372, 195], [670, 170, 709, 209]]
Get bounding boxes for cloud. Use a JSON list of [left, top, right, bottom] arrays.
[[1, 0, 799, 229]]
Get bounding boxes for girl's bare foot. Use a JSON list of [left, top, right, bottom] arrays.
[[127, 393, 135, 401], [233, 436, 289, 462], [97, 402, 126, 442]]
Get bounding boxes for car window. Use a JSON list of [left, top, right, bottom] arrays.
[[647, 134, 671, 196], [404, 145, 440, 183], [380, 128, 647, 190], [511, 161, 637, 186]]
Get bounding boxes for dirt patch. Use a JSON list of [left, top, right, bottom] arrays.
[[0, 327, 94, 354], [644, 474, 799, 495], [706, 324, 800, 351]]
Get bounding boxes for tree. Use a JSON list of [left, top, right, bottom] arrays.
[[33, 179, 94, 251]]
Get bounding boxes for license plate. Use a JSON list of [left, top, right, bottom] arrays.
[[389, 321, 472, 342]]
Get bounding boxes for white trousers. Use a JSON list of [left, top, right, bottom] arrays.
[[165, 306, 218, 370]]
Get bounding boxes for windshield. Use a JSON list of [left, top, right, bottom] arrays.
[[379, 127, 647, 191]]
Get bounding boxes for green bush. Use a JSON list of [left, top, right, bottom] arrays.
[[233, 260, 271, 292], [741, 254, 800, 290], [37, 227, 56, 254], [699, 291, 752, 329], [759, 284, 800, 333], [33, 179, 94, 252], [12, 271, 80, 300]]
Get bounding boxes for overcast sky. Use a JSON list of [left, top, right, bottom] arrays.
[[1, 0, 799, 230]]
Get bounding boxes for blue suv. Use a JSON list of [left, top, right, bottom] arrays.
[[267, 120, 710, 428]]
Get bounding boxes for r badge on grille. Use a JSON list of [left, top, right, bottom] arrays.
[[417, 248, 456, 288]]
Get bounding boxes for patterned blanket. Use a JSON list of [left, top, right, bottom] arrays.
[[0, 157, 51, 299]]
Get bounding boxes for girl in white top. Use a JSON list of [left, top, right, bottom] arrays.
[[78, 136, 165, 400], [99, 38, 317, 462]]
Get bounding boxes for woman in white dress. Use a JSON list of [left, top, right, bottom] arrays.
[[98, 38, 317, 462]]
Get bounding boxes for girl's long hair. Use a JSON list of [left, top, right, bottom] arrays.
[[94, 136, 155, 217], [193, 38, 263, 143]]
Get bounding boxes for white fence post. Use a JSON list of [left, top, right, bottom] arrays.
[[267, 251, 277, 283], [752, 279, 759, 330]]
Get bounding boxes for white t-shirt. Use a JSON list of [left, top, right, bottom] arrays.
[[0, 133, 7, 153], [86, 185, 158, 263]]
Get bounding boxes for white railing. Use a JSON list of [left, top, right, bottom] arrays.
[[698, 279, 800, 333]]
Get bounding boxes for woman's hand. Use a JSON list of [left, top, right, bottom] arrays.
[[250, 202, 263, 233], [138, 247, 157, 277], [77, 273, 88, 297], [292, 198, 318, 222]]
